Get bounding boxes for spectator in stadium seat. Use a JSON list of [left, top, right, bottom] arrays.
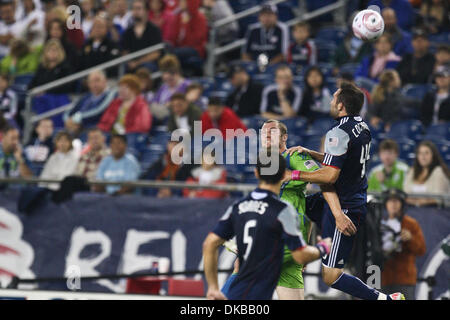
[[434, 45, 450, 72], [98, 74, 152, 134], [201, 96, 247, 139], [24, 118, 54, 165], [28, 39, 74, 94], [166, 0, 208, 70], [111, 0, 132, 34], [94, 134, 141, 195], [151, 55, 191, 120], [381, 188, 426, 300], [201, 0, 238, 45], [0, 126, 32, 180], [64, 70, 117, 130], [0, 38, 42, 77], [51, 128, 110, 203], [420, 66, 450, 127], [419, 0, 450, 34], [45, 5, 84, 50], [260, 65, 302, 119], [39, 130, 80, 191], [369, 69, 406, 130], [403, 141, 450, 206], [0, 74, 17, 123], [185, 82, 208, 111], [382, 8, 413, 57], [17, 0, 46, 48], [183, 152, 227, 199], [121, 0, 162, 72], [135, 67, 155, 105], [167, 93, 202, 135], [368, 139, 409, 192], [241, 4, 289, 65], [80, 0, 95, 36], [225, 65, 263, 118], [80, 15, 120, 74], [367, 0, 414, 31], [288, 22, 317, 70], [141, 140, 189, 198], [355, 34, 401, 82], [75, 128, 110, 181], [396, 29, 436, 85], [299, 66, 333, 121], [0, 0, 26, 58], [46, 18, 79, 68], [148, 0, 174, 41]]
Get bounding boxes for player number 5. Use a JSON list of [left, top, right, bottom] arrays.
[[360, 143, 371, 178], [243, 220, 257, 261]]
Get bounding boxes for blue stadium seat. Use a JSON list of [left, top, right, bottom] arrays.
[[317, 63, 334, 78], [302, 135, 323, 151], [355, 77, 377, 93], [252, 74, 273, 87], [339, 63, 360, 76], [428, 32, 450, 44], [385, 120, 424, 142], [401, 84, 434, 101], [315, 41, 337, 63], [395, 139, 417, 164], [277, 3, 295, 22], [282, 117, 308, 135], [315, 26, 347, 46], [309, 117, 335, 134], [241, 116, 267, 131], [423, 123, 450, 141], [215, 78, 234, 94]]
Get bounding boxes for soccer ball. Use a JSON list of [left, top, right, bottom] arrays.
[[352, 9, 385, 41]]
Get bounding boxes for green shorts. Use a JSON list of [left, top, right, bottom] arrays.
[[277, 245, 304, 289]]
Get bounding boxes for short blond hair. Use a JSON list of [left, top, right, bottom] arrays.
[[41, 39, 66, 68]]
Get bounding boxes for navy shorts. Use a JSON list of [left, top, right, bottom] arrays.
[[305, 193, 366, 269]]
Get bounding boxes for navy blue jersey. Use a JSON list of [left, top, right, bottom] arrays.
[[321, 116, 372, 208], [242, 22, 289, 61], [260, 84, 302, 115], [212, 188, 306, 300], [287, 40, 317, 66]]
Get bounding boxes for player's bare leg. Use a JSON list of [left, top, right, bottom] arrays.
[[276, 286, 304, 300]]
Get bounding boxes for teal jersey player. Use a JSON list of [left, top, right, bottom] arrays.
[[278, 150, 320, 290]]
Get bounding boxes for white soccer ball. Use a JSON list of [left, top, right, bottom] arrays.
[[352, 9, 385, 41]]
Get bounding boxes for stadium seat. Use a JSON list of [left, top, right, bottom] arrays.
[[401, 84, 434, 101], [252, 73, 273, 87], [315, 26, 347, 46], [190, 77, 215, 95], [423, 123, 450, 141], [385, 120, 424, 141], [317, 63, 334, 77], [302, 135, 323, 151], [339, 63, 360, 76], [355, 77, 377, 93], [276, 3, 295, 22], [282, 117, 308, 135], [315, 41, 337, 63], [396, 139, 417, 164], [309, 117, 335, 134]]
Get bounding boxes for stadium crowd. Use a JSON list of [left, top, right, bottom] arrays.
[[0, 0, 448, 204]]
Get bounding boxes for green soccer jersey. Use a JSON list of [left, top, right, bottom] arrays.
[[277, 150, 320, 290], [368, 160, 409, 192], [280, 150, 320, 239]]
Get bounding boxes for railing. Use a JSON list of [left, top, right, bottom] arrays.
[[2, 177, 450, 205], [205, 0, 348, 76], [22, 42, 166, 144]]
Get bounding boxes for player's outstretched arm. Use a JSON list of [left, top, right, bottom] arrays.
[[321, 184, 357, 236], [203, 232, 228, 300], [291, 237, 332, 265], [290, 165, 340, 185]]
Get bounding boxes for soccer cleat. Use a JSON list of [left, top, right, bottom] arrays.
[[389, 292, 405, 300]]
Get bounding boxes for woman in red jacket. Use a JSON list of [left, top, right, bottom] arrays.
[[98, 74, 152, 134], [167, 0, 208, 73]]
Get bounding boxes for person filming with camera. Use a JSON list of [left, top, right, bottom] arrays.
[[380, 189, 426, 300]]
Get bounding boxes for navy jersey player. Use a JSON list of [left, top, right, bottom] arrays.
[[203, 153, 332, 300], [286, 83, 405, 300]]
